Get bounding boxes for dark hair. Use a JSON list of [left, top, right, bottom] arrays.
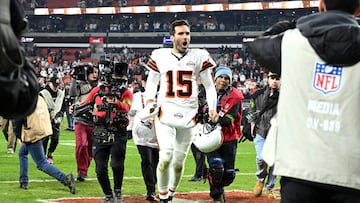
[[86, 63, 97, 75], [169, 19, 190, 36], [324, 0, 360, 14]]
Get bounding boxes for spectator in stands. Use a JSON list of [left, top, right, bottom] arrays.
[[37, 70, 48, 90], [25, 8, 315, 33]]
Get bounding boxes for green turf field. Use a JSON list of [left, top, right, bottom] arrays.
[[0, 120, 264, 203]]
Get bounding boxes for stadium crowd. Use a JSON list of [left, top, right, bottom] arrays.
[[27, 9, 314, 33], [22, 0, 302, 94], [25, 44, 266, 105], [22, 0, 315, 9], [2, 0, 359, 202]]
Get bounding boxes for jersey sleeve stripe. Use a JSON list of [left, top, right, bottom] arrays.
[[200, 61, 214, 72], [147, 59, 159, 72], [158, 107, 163, 120]]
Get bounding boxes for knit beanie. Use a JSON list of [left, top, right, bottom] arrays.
[[214, 65, 232, 81]]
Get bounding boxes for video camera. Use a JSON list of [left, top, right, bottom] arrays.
[[97, 58, 129, 99], [98, 58, 129, 87], [72, 63, 96, 81], [73, 59, 130, 127], [93, 59, 130, 126]]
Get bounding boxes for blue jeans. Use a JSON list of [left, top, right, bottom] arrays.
[[254, 134, 277, 190], [19, 139, 66, 185], [66, 112, 74, 130]]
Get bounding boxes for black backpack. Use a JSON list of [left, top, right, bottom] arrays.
[[0, 0, 39, 119], [0, 60, 39, 119]]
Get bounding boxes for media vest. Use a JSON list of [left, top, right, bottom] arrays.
[[274, 29, 360, 190]]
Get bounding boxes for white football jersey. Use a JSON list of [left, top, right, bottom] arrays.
[[146, 48, 216, 109]]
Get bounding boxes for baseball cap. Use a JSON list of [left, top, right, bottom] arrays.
[[268, 72, 280, 80], [268, 72, 279, 76]]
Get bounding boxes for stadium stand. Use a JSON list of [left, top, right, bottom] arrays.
[[21, 0, 326, 96], [44, 0, 78, 8]]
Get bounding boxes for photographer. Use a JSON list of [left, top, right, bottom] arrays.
[[69, 62, 99, 181], [79, 61, 133, 203]]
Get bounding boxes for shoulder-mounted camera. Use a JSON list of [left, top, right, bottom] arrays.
[[98, 59, 129, 87], [72, 63, 96, 81]]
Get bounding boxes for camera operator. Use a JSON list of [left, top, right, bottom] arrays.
[[69, 62, 99, 181], [79, 61, 133, 203]]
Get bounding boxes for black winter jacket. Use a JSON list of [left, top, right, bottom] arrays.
[[247, 11, 360, 74], [250, 86, 279, 138]]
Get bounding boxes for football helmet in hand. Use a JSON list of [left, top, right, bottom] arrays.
[[193, 123, 223, 153]]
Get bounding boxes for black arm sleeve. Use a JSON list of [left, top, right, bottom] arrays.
[[246, 34, 283, 75], [246, 20, 296, 75], [262, 20, 296, 36], [218, 103, 241, 127]]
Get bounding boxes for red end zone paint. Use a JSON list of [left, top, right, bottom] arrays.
[[49, 190, 280, 203]]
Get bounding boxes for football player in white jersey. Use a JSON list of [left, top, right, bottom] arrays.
[[143, 19, 218, 203]]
